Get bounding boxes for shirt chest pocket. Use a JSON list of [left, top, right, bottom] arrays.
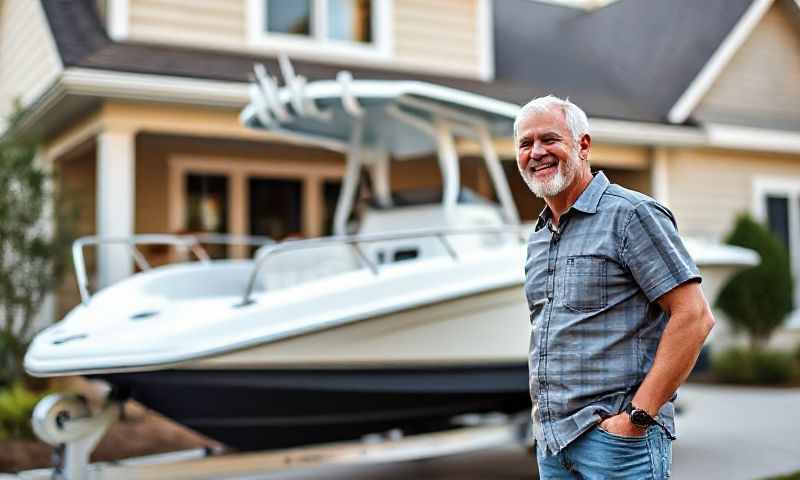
[[564, 255, 608, 312]]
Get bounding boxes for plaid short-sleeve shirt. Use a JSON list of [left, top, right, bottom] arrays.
[[524, 171, 701, 456]]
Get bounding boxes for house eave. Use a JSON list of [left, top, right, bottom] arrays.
[[11, 68, 800, 155]]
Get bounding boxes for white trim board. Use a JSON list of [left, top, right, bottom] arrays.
[[706, 124, 800, 154], [107, 0, 129, 41], [668, 0, 774, 124], [477, 0, 495, 81]]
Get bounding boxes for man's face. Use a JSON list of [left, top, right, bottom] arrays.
[[516, 108, 583, 199]]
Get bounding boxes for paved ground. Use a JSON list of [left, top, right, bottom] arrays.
[[256, 384, 800, 480], [672, 384, 800, 480]]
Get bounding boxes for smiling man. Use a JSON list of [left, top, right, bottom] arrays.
[[516, 95, 715, 479]]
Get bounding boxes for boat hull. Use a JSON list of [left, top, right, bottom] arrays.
[[100, 364, 530, 452]]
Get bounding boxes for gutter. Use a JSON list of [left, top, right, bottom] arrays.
[[59, 68, 250, 108]]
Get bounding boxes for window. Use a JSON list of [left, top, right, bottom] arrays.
[[185, 174, 229, 259], [327, 0, 373, 43], [249, 0, 390, 60], [266, 0, 311, 36], [755, 179, 800, 318], [766, 195, 791, 252]]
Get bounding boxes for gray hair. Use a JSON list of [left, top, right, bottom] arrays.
[[513, 95, 590, 146]]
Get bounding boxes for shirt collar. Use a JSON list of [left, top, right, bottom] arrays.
[[572, 171, 610, 214], [534, 171, 610, 231]]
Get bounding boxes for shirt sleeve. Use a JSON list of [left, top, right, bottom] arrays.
[[620, 201, 701, 302]]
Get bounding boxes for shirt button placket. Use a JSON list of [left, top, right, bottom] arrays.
[[539, 222, 561, 452]]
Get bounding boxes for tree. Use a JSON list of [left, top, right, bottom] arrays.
[[716, 213, 794, 351], [0, 107, 74, 384]]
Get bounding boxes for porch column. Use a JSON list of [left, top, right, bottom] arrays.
[[96, 128, 136, 288], [651, 147, 670, 207], [303, 176, 323, 238], [229, 170, 248, 259]]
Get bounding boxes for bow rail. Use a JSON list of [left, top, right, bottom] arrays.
[[73, 234, 276, 305], [73, 226, 532, 308]]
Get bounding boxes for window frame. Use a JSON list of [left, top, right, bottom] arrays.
[[753, 176, 800, 316], [247, 0, 392, 62]]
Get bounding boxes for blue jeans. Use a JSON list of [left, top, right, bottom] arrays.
[[536, 425, 672, 479]]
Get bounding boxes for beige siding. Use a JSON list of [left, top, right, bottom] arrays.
[[393, 0, 481, 76], [128, 0, 246, 50], [124, 0, 484, 78], [0, 0, 62, 128], [604, 168, 651, 196], [666, 148, 800, 240], [695, 2, 800, 128]]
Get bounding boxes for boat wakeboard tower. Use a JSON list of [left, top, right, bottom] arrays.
[[24, 56, 759, 479]]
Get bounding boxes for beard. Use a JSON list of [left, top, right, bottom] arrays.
[[519, 147, 581, 198]]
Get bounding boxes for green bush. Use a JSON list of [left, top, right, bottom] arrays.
[[0, 382, 47, 440], [716, 214, 793, 351], [712, 348, 797, 385], [1, 105, 74, 385]]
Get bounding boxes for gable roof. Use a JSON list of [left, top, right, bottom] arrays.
[[494, 0, 755, 123], [38, 0, 764, 124]]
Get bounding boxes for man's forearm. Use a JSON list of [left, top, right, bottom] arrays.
[[632, 306, 715, 416]]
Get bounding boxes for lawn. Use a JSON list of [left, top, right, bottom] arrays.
[[763, 472, 800, 480]]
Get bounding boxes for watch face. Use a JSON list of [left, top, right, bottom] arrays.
[[630, 409, 652, 427]]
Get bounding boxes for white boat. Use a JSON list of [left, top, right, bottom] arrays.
[[24, 60, 758, 452]]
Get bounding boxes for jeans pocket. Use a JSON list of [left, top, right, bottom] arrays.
[[564, 256, 608, 312], [595, 424, 648, 442]]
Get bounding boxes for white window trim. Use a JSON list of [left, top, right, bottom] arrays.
[[247, 0, 392, 64], [168, 155, 345, 241], [752, 176, 800, 322]]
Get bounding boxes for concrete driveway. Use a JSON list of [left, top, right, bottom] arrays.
[[672, 384, 800, 480]]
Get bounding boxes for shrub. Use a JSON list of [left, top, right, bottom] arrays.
[[716, 214, 793, 351], [0, 105, 74, 385], [712, 348, 797, 385], [0, 382, 47, 440]]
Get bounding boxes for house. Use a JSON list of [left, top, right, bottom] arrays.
[[1, 0, 799, 347]]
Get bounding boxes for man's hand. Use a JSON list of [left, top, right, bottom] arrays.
[[599, 413, 647, 437]]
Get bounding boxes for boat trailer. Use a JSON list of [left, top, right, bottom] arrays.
[[14, 392, 532, 480]]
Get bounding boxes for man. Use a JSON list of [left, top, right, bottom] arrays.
[[516, 95, 715, 479]]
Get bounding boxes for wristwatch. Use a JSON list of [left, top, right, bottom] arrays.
[[624, 403, 656, 428]]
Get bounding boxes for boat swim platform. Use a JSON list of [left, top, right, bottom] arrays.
[[11, 415, 531, 480]]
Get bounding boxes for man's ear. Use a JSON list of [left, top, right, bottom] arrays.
[[579, 133, 591, 161]]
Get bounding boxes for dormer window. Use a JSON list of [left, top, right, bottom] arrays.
[[249, 0, 390, 61]]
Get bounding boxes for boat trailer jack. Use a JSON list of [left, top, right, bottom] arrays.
[[31, 392, 124, 480]]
